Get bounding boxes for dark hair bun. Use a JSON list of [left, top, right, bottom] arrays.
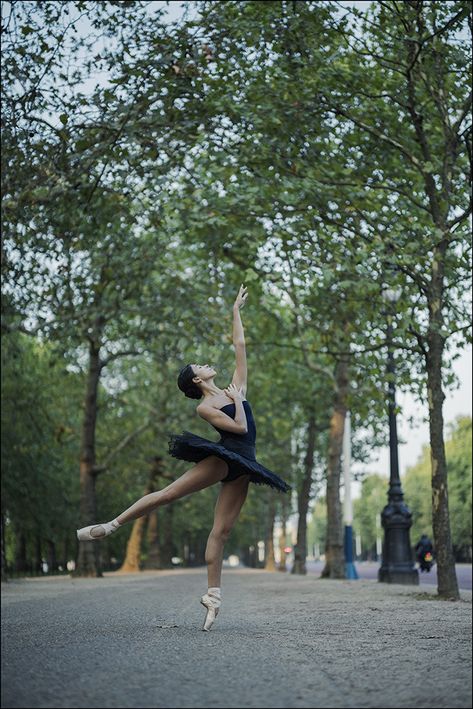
[[177, 364, 203, 400]]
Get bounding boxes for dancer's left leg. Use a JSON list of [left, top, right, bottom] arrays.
[[77, 455, 229, 540], [116, 455, 229, 526]]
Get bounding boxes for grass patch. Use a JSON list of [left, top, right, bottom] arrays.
[[411, 591, 471, 603]]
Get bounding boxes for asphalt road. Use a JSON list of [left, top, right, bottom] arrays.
[[1, 568, 471, 709], [306, 560, 472, 590]]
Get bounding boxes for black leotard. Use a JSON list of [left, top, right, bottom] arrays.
[[168, 399, 291, 492]]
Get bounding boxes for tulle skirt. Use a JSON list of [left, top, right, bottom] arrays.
[[168, 430, 292, 493]]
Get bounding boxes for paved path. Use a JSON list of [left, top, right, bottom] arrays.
[[306, 560, 472, 590], [1, 568, 472, 708]]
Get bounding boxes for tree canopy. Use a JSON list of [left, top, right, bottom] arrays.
[[1, 1, 470, 596]]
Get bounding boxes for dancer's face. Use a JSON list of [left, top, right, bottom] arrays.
[[191, 363, 217, 386]]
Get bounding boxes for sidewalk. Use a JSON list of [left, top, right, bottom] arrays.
[[1, 568, 471, 708]]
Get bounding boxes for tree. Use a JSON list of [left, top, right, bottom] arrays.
[[168, 0, 397, 579], [3, 2, 469, 594], [2, 1, 233, 576], [1, 332, 82, 575], [191, 0, 470, 593], [322, 0, 471, 598]]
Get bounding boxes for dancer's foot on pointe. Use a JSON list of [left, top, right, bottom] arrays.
[[200, 588, 221, 631]]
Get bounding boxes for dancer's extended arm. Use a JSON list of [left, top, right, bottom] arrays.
[[232, 285, 248, 395]]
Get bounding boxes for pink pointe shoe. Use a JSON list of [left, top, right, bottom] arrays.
[[76, 519, 120, 541], [200, 592, 221, 632]]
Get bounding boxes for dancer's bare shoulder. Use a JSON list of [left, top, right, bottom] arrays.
[[196, 391, 248, 434], [196, 394, 247, 433]]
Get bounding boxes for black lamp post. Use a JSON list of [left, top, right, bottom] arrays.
[[378, 287, 419, 585]]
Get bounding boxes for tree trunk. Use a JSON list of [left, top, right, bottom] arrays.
[[15, 531, 28, 573], [278, 495, 288, 572], [119, 456, 165, 574], [34, 534, 42, 574], [426, 297, 459, 599], [246, 544, 257, 568], [183, 536, 191, 566], [322, 357, 349, 579], [75, 340, 102, 577], [292, 413, 317, 575], [1, 513, 7, 581], [144, 458, 174, 570], [62, 534, 69, 571], [46, 539, 58, 573], [194, 534, 206, 565], [160, 501, 175, 568], [143, 510, 162, 569], [264, 494, 276, 571], [405, 31, 459, 598], [119, 515, 147, 573]]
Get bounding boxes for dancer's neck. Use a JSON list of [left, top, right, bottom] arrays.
[[201, 382, 225, 399]]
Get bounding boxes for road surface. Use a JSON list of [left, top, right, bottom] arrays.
[[306, 560, 472, 589]]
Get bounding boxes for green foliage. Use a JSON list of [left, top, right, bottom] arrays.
[[404, 416, 472, 558], [346, 416, 472, 561], [353, 475, 386, 558], [307, 497, 327, 557], [403, 446, 433, 543], [1, 1, 471, 575], [445, 417, 472, 558], [1, 333, 82, 568]]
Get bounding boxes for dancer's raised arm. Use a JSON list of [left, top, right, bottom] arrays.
[[231, 284, 248, 395]]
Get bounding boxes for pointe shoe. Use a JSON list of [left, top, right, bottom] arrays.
[[76, 519, 120, 541], [200, 593, 221, 632]]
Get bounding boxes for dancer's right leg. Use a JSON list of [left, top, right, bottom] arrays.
[[77, 456, 229, 540], [205, 474, 250, 588], [201, 474, 250, 631]]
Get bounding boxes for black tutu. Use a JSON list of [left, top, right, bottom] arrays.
[[168, 430, 292, 493]]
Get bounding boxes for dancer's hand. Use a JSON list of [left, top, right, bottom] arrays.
[[224, 383, 244, 402], [233, 284, 248, 311]]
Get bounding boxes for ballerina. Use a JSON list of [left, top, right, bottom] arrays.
[[77, 284, 291, 631]]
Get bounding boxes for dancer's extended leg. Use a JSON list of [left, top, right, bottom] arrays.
[[76, 456, 229, 540]]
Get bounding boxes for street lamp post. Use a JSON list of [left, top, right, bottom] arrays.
[[378, 287, 419, 585]]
